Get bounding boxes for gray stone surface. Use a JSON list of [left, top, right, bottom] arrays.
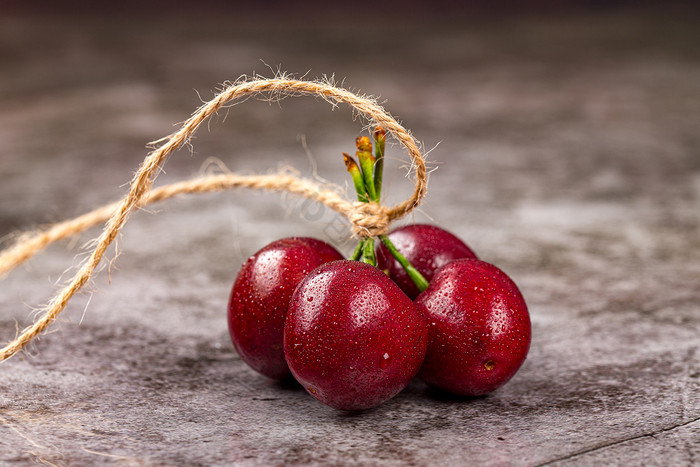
[[1, 8, 700, 466]]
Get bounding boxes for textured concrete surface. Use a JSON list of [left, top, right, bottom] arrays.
[[1, 7, 700, 466]]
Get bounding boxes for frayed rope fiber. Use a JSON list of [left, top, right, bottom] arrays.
[[0, 76, 427, 362]]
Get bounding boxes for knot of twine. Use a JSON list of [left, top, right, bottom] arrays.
[[348, 202, 392, 237], [0, 75, 428, 362]]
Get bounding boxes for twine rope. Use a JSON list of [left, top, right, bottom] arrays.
[[0, 172, 389, 277], [0, 76, 427, 362]]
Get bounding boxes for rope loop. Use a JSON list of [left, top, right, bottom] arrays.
[[0, 75, 428, 362]]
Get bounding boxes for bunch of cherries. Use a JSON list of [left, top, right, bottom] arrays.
[[227, 129, 531, 411]]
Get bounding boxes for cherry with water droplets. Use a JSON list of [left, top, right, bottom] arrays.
[[284, 260, 429, 411], [416, 258, 531, 396], [376, 224, 477, 299], [227, 237, 343, 380]]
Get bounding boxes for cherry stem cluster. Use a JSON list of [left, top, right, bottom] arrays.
[[344, 128, 429, 292]]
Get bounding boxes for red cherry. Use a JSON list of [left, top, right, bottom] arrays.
[[284, 260, 429, 411], [416, 259, 531, 396], [376, 224, 477, 299], [227, 237, 343, 380]]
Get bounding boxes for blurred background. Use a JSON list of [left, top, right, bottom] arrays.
[[2, 1, 698, 244], [1, 2, 699, 465]]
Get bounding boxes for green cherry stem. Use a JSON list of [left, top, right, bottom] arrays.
[[356, 136, 378, 203], [361, 237, 376, 266], [344, 131, 418, 274], [378, 234, 429, 292], [344, 149, 370, 261], [373, 127, 386, 199], [343, 153, 369, 203], [349, 239, 366, 261]]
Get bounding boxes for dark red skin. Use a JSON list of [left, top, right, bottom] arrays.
[[227, 237, 343, 380], [416, 259, 531, 396], [376, 224, 477, 299], [284, 260, 429, 411]]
